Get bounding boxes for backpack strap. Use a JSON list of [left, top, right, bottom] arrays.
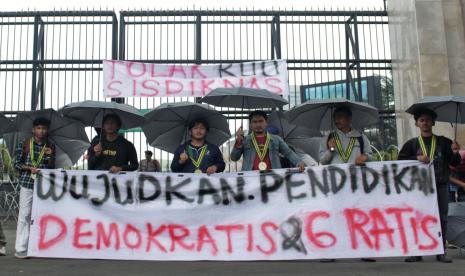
[[357, 136, 364, 155]]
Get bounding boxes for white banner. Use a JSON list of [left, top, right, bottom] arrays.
[[102, 60, 289, 98], [28, 161, 443, 261]]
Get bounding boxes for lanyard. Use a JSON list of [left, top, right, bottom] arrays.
[[251, 133, 271, 161], [187, 144, 208, 169], [333, 132, 356, 163], [418, 135, 436, 160], [30, 138, 46, 168]]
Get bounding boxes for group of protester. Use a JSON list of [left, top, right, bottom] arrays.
[[0, 106, 463, 264]]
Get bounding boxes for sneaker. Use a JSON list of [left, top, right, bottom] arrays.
[[405, 256, 423, 262], [436, 254, 452, 263], [14, 251, 28, 259], [360, 258, 376, 262], [0, 246, 5, 256]]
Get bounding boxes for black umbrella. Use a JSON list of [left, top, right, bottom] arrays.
[[406, 96, 465, 139], [199, 87, 288, 109], [59, 100, 145, 129], [0, 113, 14, 135], [4, 109, 89, 168], [142, 102, 231, 153], [267, 111, 322, 160], [286, 98, 379, 131]]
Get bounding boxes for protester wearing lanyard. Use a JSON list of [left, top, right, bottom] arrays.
[[171, 118, 225, 174], [231, 110, 305, 172], [319, 106, 373, 166], [14, 117, 55, 259], [398, 109, 460, 263], [318, 106, 374, 263]]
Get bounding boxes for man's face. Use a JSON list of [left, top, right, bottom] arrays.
[[32, 125, 49, 139], [415, 114, 434, 133], [334, 112, 352, 130], [103, 118, 120, 134], [145, 153, 152, 160], [250, 115, 268, 134], [190, 122, 208, 140]]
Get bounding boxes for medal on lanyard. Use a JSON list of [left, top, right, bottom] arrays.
[[333, 133, 356, 163], [418, 135, 436, 161], [252, 133, 271, 171], [30, 138, 46, 180], [187, 144, 208, 173]]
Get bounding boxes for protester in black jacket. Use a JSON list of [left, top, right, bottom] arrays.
[[88, 114, 138, 172], [398, 109, 460, 263]]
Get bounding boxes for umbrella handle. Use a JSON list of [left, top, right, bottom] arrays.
[[100, 109, 107, 143]]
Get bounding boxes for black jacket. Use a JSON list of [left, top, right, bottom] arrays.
[[398, 135, 460, 184], [171, 141, 225, 173]]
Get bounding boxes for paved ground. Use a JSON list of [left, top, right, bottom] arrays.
[[1, 223, 464, 276]]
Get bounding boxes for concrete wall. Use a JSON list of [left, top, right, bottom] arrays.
[[388, 0, 465, 145]]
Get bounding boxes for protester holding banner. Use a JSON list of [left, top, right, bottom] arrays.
[[139, 150, 161, 172], [398, 108, 461, 263], [231, 111, 305, 172], [319, 106, 373, 166], [171, 118, 225, 174], [14, 117, 56, 258], [317, 106, 375, 262], [88, 114, 139, 172]]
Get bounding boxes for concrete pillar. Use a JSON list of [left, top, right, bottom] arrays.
[[388, 0, 465, 145]]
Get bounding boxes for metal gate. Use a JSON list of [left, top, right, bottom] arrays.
[[0, 8, 394, 171]]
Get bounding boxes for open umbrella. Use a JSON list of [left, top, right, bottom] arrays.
[[284, 137, 322, 162], [198, 87, 288, 109], [0, 113, 14, 135], [268, 111, 321, 140], [142, 102, 231, 153], [406, 96, 465, 139], [4, 109, 89, 168], [286, 99, 379, 131], [59, 100, 145, 129], [447, 202, 465, 249], [0, 113, 15, 157], [267, 111, 322, 160]]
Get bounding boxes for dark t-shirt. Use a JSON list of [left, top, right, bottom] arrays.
[[252, 135, 272, 170], [88, 135, 139, 171]]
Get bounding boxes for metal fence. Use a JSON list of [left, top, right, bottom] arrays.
[[0, 8, 393, 171]]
